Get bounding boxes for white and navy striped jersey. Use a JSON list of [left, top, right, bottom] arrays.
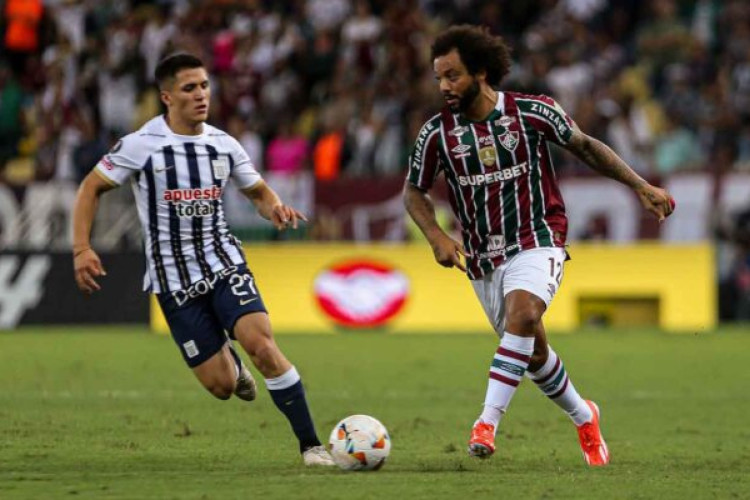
[[95, 115, 262, 294]]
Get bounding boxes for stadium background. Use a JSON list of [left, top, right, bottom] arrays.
[[1, 0, 749, 330], [1, 1, 749, 498]]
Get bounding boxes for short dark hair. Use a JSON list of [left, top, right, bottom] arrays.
[[431, 25, 512, 88], [154, 53, 204, 89]]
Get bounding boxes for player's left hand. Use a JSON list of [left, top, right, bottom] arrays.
[[270, 204, 308, 230], [636, 184, 675, 223]]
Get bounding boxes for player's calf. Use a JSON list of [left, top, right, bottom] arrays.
[[205, 380, 235, 400], [234, 314, 290, 378], [527, 339, 550, 372], [192, 345, 241, 400]]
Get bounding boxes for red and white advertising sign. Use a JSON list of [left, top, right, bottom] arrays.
[[313, 260, 409, 328]]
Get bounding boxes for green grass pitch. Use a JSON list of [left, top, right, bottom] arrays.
[[1, 327, 749, 499]]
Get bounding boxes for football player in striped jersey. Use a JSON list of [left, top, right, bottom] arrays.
[[405, 25, 675, 466], [72, 53, 333, 466]]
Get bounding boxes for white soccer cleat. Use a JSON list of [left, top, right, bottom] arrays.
[[233, 365, 257, 402], [302, 445, 336, 466]]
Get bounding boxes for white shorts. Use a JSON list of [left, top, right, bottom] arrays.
[[471, 247, 566, 335]]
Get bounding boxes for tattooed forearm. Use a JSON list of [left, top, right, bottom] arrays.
[[403, 183, 445, 242], [567, 132, 647, 190]]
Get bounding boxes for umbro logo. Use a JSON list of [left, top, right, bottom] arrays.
[[494, 116, 516, 128], [448, 126, 469, 137], [451, 143, 471, 159]]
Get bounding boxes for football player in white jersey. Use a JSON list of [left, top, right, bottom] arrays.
[[72, 53, 334, 466]]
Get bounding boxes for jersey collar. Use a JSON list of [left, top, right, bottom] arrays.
[[158, 115, 208, 140], [456, 93, 504, 125]]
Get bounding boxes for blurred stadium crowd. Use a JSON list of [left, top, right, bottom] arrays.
[[1, 0, 749, 320], [2, 0, 750, 182]]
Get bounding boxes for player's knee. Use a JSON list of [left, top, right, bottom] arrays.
[[248, 338, 277, 363], [247, 338, 288, 377], [244, 329, 275, 358], [506, 307, 542, 334]]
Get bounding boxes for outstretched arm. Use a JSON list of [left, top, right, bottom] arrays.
[[403, 182, 467, 272], [72, 171, 117, 294], [564, 128, 675, 221], [241, 180, 308, 230]]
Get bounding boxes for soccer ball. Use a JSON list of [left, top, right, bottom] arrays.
[[328, 414, 391, 471]]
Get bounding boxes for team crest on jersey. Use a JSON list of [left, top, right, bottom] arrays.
[[478, 146, 497, 166], [212, 158, 229, 180], [448, 125, 469, 138], [495, 116, 516, 128], [498, 131, 519, 152]]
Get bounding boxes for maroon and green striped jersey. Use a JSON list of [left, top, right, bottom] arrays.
[[407, 91, 573, 279]]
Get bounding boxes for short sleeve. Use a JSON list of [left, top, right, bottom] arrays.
[[407, 119, 442, 190], [94, 136, 143, 185], [228, 137, 262, 189], [516, 95, 575, 145]]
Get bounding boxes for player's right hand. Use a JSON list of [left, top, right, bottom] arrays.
[[636, 184, 675, 223], [430, 233, 469, 273], [270, 203, 308, 231], [74, 248, 107, 294]]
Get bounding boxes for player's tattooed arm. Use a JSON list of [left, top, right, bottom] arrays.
[[564, 127, 675, 221], [565, 128, 647, 190], [403, 183, 467, 272]]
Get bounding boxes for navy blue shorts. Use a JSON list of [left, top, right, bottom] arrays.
[[156, 265, 268, 367]]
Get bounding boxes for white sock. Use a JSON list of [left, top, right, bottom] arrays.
[[526, 346, 593, 426], [264, 366, 300, 390], [477, 332, 535, 431]]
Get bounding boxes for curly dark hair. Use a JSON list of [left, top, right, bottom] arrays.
[[430, 25, 512, 88]]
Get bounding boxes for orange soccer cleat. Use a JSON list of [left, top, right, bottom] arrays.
[[576, 400, 610, 466], [467, 421, 496, 458]]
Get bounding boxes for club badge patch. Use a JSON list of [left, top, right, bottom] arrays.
[[497, 131, 519, 152], [212, 158, 229, 180], [478, 146, 496, 166]]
